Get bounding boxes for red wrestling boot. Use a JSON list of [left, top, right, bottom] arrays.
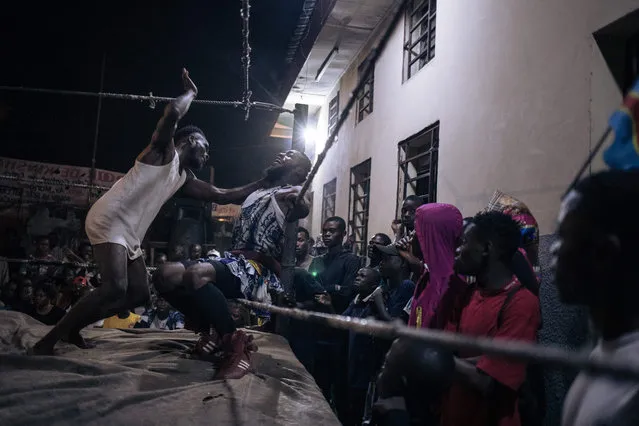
[[213, 330, 258, 380], [191, 327, 222, 362]]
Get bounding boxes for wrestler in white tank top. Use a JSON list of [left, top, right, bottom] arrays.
[[85, 152, 187, 259], [562, 331, 639, 426]]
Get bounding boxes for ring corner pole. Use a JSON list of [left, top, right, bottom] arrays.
[[276, 103, 308, 336]]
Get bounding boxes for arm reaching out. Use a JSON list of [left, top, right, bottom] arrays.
[[138, 68, 198, 164], [276, 186, 311, 221], [180, 177, 266, 204]]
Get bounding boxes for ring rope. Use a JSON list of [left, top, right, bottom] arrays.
[[0, 256, 157, 272], [0, 86, 293, 114], [237, 299, 639, 383], [0, 174, 112, 192]]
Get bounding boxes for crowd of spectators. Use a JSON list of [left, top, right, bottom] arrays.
[[0, 231, 194, 331], [283, 191, 547, 426], [0, 194, 546, 426], [4, 174, 629, 426]]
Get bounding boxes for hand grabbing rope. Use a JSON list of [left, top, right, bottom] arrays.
[[237, 299, 639, 383]]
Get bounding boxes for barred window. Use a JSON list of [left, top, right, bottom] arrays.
[[328, 93, 339, 138], [348, 159, 371, 256], [397, 122, 439, 215], [321, 178, 337, 226], [403, 0, 436, 80], [357, 57, 374, 122]]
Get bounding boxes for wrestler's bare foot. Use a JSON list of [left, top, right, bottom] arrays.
[[30, 339, 55, 355], [31, 331, 95, 355], [64, 330, 96, 349]]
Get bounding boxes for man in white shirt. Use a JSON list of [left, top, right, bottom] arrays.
[[32, 69, 266, 355], [554, 170, 639, 426]]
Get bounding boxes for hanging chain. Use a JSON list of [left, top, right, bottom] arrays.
[[240, 0, 253, 121], [0, 0, 294, 118]]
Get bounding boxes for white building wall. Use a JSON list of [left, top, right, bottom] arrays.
[[309, 0, 639, 239]]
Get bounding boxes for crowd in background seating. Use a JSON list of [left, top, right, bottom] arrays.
[[3, 177, 627, 426]]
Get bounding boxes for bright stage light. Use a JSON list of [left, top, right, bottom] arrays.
[[303, 128, 318, 144], [304, 127, 327, 153], [303, 127, 326, 154]]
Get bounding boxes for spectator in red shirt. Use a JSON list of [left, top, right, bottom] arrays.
[[440, 211, 540, 426]]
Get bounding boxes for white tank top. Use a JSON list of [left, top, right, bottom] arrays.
[[562, 331, 639, 426], [85, 152, 187, 259]]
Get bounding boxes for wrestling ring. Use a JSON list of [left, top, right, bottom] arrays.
[[0, 0, 635, 382], [0, 0, 636, 424], [1, 254, 639, 384]]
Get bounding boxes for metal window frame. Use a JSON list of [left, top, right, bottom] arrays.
[[328, 93, 340, 137], [357, 59, 374, 122], [321, 178, 337, 226], [396, 122, 439, 217], [348, 158, 372, 256], [403, 0, 437, 81]]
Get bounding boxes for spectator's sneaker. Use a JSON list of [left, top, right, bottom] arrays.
[[213, 330, 258, 380]]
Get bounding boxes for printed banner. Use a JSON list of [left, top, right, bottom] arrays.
[[211, 203, 241, 218], [0, 156, 125, 207]]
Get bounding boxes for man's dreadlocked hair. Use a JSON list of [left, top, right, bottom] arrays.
[[174, 125, 205, 145]]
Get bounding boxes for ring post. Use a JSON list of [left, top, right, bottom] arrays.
[[276, 103, 309, 336]]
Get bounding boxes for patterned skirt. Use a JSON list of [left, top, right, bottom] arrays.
[[216, 252, 283, 321]]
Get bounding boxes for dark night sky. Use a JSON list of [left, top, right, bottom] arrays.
[[0, 1, 302, 186]]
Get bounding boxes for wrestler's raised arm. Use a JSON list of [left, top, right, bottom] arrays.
[[180, 177, 266, 205], [138, 68, 198, 165]]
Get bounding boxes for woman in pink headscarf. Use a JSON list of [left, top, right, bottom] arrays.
[[406, 203, 463, 329]]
